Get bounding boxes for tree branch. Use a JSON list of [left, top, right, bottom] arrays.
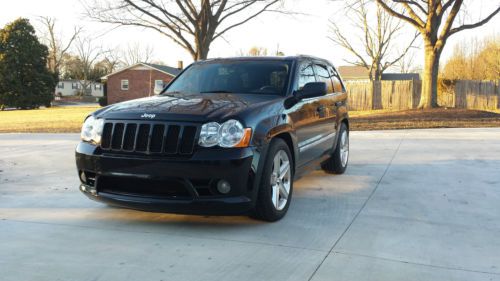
[[448, 5, 500, 37], [213, 0, 280, 40], [375, 0, 424, 29], [393, 0, 427, 14]]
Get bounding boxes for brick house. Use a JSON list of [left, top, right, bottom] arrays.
[[103, 63, 182, 104]]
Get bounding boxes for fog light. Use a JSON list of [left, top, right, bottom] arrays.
[[217, 180, 231, 194], [80, 171, 86, 182]]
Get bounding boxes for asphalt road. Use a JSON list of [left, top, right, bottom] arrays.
[[1, 129, 499, 281]]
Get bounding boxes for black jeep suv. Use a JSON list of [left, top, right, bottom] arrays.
[[76, 56, 349, 221]]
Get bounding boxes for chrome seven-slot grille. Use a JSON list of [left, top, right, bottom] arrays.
[[100, 121, 198, 155]]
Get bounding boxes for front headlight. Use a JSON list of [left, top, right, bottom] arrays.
[[81, 116, 104, 144], [198, 119, 251, 148], [219, 119, 245, 147], [198, 122, 220, 147]]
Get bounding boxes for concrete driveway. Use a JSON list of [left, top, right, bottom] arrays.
[[1, 129, 499, 281]]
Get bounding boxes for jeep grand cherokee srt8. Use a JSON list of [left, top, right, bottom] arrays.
[[76, 56, 349, 221]]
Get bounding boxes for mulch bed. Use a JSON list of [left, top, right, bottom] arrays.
[[351, 109, 500, 131]]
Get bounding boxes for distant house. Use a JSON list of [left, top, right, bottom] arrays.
[[55, 80, 104, 97], [102, 62, 182, 104], [338, 66, 370, 82], [338, 66, 421, 81]]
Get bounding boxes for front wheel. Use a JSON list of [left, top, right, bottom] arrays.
[[253, 139, 293, 222], [322, 123, 349, 174]]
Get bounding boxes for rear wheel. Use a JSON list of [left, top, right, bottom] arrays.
[[322, 123, 349, 174], [253, 139, 293, 222]]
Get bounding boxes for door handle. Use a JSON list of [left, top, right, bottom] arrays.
[[316, 105, 326, 112]]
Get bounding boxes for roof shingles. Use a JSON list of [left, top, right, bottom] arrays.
[[103, 62, 181, 80], [143, 63, 182, 76]]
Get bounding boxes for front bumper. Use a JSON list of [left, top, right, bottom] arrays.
[[75, 142, 266, 215]]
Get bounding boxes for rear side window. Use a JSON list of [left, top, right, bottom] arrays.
[[297, 62, 316, 90], [314, 64, 335, 93], [328, 66, 344, 92]]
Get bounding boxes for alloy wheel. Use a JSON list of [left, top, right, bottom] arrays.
[[270, 150, 291, 211], [340, 130, 349, 167]]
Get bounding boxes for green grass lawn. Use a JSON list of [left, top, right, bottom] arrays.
[[0, 106, 99, 133]]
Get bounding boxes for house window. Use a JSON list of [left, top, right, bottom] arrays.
[[57, 82, 64, 89], [155, 80, 164, 88], [94, 84, 102, 90], [71, 82, 78, 89], [154, 80, 164, 94], [121, 80, 129, 90]]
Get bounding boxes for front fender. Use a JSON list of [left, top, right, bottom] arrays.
[[252, 114, 298, 176]]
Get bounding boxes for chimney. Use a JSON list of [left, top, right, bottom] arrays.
[[177, 60, 184, 70]]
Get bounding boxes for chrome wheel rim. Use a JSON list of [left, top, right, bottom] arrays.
[[270, 150, 291, 211], [340, 130, 349, 167]]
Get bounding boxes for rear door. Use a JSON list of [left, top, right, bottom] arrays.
[[327, 64, 348, 149], [288, 60, 324, 167], [308, 62, 338, 156]]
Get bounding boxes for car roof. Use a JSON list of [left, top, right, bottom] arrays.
[[197, 55, 332, 64]]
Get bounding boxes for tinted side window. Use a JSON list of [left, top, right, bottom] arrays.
[[328, 65, 344, 92], [314, 64, 334, 93], [297, 62, 316, 90]]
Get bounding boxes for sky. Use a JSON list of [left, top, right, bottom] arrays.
[[1, 0, 499, 71]]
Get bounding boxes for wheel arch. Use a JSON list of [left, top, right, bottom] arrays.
[[273, 132, 296, 173], [342, 118, 349, 131], [266, 125, 298, 175]]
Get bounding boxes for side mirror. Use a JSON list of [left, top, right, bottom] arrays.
[[294, 82, 327, 100]]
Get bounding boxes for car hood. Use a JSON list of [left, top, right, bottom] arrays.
[[95, 92, 282, 122]]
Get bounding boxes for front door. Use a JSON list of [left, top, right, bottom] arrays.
[[289, 60, 334, 167]]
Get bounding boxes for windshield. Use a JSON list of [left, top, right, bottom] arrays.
[[164, 60, 292, 95]]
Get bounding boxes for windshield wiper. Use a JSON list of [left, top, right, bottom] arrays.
[[161, 91, 181, 96], [200, 90, 234, 93]]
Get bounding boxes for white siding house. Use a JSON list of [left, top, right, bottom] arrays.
[[55, 80, 104, 97]]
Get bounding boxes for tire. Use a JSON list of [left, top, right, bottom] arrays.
[[252, 138, 294, 222], [322, 123, 349, 174]]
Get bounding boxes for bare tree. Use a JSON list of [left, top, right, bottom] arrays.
[[83, 0, 284, 61], [37, 17, 81, 75], [374, 0, 500, 108], [396, 49, 421, 73], [247, 46, 268, 56], [122, 42, 155, 66], [74, 35, 105, 95], [101, 49, 124, 73], [442, 35, 500, 80], [329, 0, 419, 81], [478, 37, 500, 80]]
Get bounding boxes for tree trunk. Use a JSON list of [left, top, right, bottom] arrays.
[[370, 61, 382, 81], [194, 38, 210, 61], [419, 45, 441, 109], [374, 68, 382, 81], [196, 47, 209, 60]]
